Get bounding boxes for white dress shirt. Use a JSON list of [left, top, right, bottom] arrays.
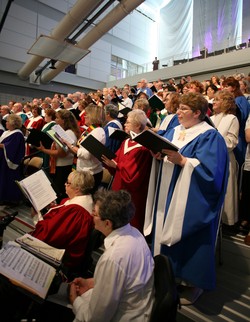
[[77, 127, 105, 175], [72, 224, 154, 322]]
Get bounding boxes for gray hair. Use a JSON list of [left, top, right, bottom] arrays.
[[104, 104, 119, 119], [127, 109, 147, 131], [93, 190, 135, 230]]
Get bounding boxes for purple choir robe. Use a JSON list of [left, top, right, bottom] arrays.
[[0, 130, 25, 203]]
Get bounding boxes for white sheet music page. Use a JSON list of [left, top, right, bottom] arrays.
[[16, 234, 65, 264], [52, 124, 74, 145], [19, 170, 57, 212], [0, 243, 56, 299]]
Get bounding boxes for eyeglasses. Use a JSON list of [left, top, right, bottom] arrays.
[[92, 213, 100, 218], [91, 209, 101, 218], [177, 106, 192, 113], [92, 206, 104, 219]]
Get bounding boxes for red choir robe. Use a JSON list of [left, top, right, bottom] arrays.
[[24, 116, 45, 155], [31, 197, 93, 268], [24, 116, 44, 130], [111, 138, 152, 232]]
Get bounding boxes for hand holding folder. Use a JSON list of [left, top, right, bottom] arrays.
[[80, 134, 116, 162], [46, 124, 74, 152]]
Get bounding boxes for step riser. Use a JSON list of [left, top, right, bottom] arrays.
[[220, 239, 250, 275]]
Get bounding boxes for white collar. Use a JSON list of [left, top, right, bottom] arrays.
[[172, 122, 212, 149], [0, 129, 22, 143], [64, 195, 93, 214], [124, 138, 141, 154], [47, 195, 93, 215], [104, 224, 131, 249], [107, 119, 123, 130]]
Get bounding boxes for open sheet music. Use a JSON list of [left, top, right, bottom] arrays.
[[46, 124, 74, 152], [0, 242, 56, 300], [16, 169, 57, 213], [16, 234, 65, 267], [52, 124, 75, 145], [117, 104, 132, 118]]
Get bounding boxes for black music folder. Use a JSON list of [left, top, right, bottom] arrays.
[[118, 106, 132, 117], [148, 94, 165, 111], [81, 134, 116, 161], [130, 130, 178, 154], [109, 128, 129, 141], [26, 129, 53, 148]]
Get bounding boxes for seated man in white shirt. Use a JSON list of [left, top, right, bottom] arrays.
[[69, 189, 154, 322]]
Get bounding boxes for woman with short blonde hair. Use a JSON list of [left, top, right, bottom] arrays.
[[70, 170, 94, 195], [31, 170, 94, 270], [213, 90, 237, 115], [85, 103, 105, 126], [7, 113, 22, 129]]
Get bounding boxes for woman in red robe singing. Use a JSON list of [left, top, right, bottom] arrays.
[[102, 109, 152, 233]]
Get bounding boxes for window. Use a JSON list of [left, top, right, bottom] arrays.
[[110, 55, 144, 80]]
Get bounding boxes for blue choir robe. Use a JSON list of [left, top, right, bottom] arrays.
[[104, 119, 123, 153], [144, 122, 229, 290], [157, 113, 179, 137], [234, 96, 250, 167]]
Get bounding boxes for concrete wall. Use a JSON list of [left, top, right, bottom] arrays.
[[107, 47, 250, 88], [0, 0, 153, 92]]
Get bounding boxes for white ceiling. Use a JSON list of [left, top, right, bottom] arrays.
[[137, 0, 172, 21], [144, 0, 172, 10]]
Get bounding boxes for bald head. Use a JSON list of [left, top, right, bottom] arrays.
[[12, 102, 23, 113]]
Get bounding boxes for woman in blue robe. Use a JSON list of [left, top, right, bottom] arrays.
[[222, 76, 250, 168], [145, 93, 229, 304], [0, 114, 25, 204]]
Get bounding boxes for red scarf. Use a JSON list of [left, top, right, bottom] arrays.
[[49, 142, 57, 174]]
